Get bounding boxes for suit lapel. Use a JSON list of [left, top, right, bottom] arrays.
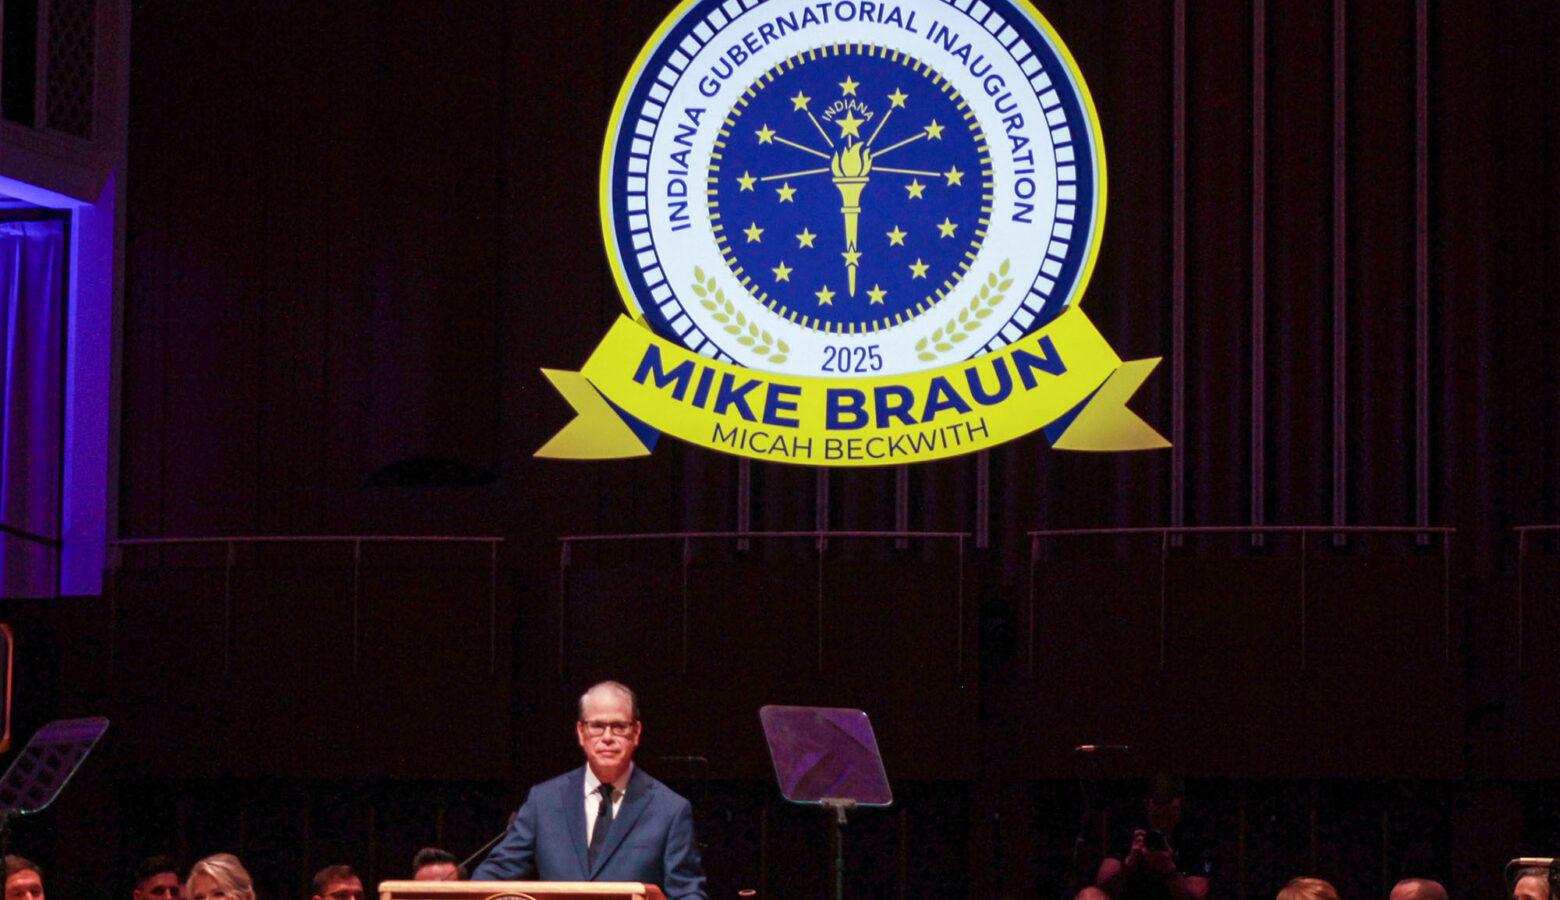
[[565, 766, 590, 878], [589, 766, 654, 877]]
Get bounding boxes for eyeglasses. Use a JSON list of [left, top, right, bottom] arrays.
[[580, 719, 636, 736]]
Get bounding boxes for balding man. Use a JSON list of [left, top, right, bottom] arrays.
[[1391, 878, 1448, 900]]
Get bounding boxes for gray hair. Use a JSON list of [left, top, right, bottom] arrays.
[[578, 681, 639, 721]]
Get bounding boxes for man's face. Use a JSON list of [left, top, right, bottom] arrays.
[[135, 873, 183, 900], [412, 864, 458, 882], [5, 871, 43, 900], [576, 688, 641, 781], [315, 879, 364, 900], [1516, 875, 1550, 900], [1145, 795, 1183, 834]]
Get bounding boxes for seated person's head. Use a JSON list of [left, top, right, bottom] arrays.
[[1390, 878, 1447, 900], [1515, 869, 1551, 900], [1279, 877, 1341, 900], [3, 857, 43, 900], [411, 849, 465, 881], [134, 856, 183, 900], [1144, 773, 1186, 834], [185, 854, 255, 900], [311, 866, 363, 900]]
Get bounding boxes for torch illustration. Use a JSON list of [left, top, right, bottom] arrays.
[[830, 139, 872, 297]]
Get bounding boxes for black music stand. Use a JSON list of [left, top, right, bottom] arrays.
[[760, 706, 892, 900], [0, 717, 109, 858]]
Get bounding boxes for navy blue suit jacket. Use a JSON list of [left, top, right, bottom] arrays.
[[471, 765, 706, 899]]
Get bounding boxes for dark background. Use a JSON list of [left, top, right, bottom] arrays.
[[4, 0, 1560, 898]]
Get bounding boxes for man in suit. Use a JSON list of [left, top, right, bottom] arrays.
[[471, 681, 706, 899]]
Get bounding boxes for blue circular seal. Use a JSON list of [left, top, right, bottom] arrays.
[[602, 0, 1105, 377], [709, 45, 992, 334]]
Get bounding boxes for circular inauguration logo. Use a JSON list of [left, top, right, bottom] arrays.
[[537, 0, 1165, 466], [602, 0, 1104, 377]]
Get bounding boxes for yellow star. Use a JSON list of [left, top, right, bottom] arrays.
[[924, 120, 945, 140], [842, 249, 862, 267], [835, 112, 865, 139], [886, 226, 908, 246], [816, 285, 836, 305], [867, 285, 888, 305], [937, 218, 958, 238], [737, 171, 757, 191], [887, 88, 909, 108], [839, 76, 860, 96], [943, 166, 964, 186], [744, 222, 764, 243], [776, 182, 797, 203], [909, 259, 930, 279], [791, 91, 811, 111], [796, 228, 817, 248], [756, 124, 776, 144], [906, 179, 926, 199], [773, 261, 793, 282]]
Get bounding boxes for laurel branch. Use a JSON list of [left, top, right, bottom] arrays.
[[692, 268, 790, 364], [915, 260, 1012, 362]]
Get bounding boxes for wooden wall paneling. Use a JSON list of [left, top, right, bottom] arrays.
[[1164, 556, 1305, 775]]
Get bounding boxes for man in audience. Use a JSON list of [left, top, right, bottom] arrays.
[[133, 856, 183, 900], [1514, 868, 1551, 900], [412, 848, 465, 881], [310, 866, 365, 900], [3, 857, 43, 900], [1392, 878, 1448, 900], [1078, 774, 1212, 900]]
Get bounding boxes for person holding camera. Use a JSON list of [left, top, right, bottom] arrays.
[[1078, 774, 1212, 900]]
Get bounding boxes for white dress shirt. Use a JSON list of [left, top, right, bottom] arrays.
[[583, 763, 633, 845]]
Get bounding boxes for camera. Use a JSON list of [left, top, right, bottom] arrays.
[[1144, 830, 1168, 852]]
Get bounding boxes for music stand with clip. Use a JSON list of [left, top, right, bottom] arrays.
[[0, 717, 109, 859]]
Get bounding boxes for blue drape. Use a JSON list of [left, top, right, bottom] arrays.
[[0, 218, 66, 598]]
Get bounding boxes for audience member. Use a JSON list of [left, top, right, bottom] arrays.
[[310, 866, 364, 900], [186, 854, 256, 900], [1514, 868, 1550, 900], [134, 856, 184, 900], [412, 849, 465, 881], [1079, 774, 1212, 900], [1279, 877, 1341, 900], [3, 857, 43, 900], [1391, 878, 1447, 900]]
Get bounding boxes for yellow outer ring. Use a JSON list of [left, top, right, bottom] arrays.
[[597, 0, 1108, 324]]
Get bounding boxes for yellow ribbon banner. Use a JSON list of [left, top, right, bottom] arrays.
[[537, 306, 1167, 466]]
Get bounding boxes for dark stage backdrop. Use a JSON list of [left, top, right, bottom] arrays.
[[73, 0, 1560, 896]]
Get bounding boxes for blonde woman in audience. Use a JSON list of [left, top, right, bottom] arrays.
[[185, 855, 256, 900], [1279, 877, 1341, 900]]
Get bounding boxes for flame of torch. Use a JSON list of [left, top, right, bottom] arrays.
[[830, 141, 873, 297]]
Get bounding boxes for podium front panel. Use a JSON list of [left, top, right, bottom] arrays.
[[380, 881, 666, 900]]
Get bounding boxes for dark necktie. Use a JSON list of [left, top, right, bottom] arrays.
[[589, 783, 615, 868]]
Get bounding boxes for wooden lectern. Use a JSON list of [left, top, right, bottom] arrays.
[[379, 881, 665, 900]]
